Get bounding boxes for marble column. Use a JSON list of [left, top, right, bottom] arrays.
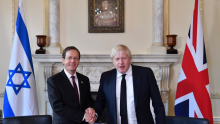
[[151, 0, 166, 54], [46, 0, 61, 54]]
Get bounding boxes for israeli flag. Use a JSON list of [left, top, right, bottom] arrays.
[[3, 0, 39, 117]]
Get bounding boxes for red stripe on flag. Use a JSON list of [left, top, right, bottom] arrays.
[[192, 0, 198, 52], [175, 45, 193, 99]]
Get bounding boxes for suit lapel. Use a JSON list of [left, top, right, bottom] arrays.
[[76, 73, 84, 109], [132, 65, 141, 109], [61, 70, 80, 104], [109, 69, 117, 120]]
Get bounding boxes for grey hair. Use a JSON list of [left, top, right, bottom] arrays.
[[110, 44, 132, 60]]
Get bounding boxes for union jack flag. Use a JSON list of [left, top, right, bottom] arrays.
[[174, 0, 213, 124]]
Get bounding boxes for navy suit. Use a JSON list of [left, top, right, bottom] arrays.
[[94, 65, 166, 124], [47, 70, 94, 124]]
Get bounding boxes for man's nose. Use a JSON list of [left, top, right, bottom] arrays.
[[119, 58, 123, 63], [70, 58, 75, 62]]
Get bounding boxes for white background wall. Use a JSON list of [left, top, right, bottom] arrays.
[[0, 0, 219, 119]]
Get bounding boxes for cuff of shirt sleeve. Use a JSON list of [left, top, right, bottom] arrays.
[[82, 114, 85, 121]]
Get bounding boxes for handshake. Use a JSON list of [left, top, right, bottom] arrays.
[[84, 107, 97, 124]]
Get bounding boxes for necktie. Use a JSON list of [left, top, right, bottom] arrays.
[[71, 76, 79, 101], [120, 74, 128, 124]]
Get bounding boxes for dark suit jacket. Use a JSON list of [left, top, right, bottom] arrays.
[[94, 65, 166, 124], [47, 70, 94, 124]]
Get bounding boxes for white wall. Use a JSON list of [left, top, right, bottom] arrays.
[[0, 0, 220, 119], [0, 0, 12, 111], [59, 0, 153, 54]]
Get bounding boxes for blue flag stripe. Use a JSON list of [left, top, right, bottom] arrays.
[[16, 8, 35, 79], [3, 89, 15, 117], [175, 99, 189, 117]]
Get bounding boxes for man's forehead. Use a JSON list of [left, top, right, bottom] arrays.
[[102, 0, 109, 3], [114, 50, 128, 56], [66, 50, 79, 56]]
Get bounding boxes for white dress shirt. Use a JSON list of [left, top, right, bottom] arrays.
[[116, 65, 138, 124], [64, 69, 80, 101]]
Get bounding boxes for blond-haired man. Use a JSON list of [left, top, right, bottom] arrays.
[[92, 44, 166, 124]]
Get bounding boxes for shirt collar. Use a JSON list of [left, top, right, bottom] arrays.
[[116, 65, 132, 78], [64, 69, 77, 79]]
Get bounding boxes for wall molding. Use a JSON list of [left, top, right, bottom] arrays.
[[211, 92, 220, 99], [163, 0, 169, 47], [199, 0, 203, 19], [0, 91, 4, 97], [12, 0, 15, 43], [44, 0, 49, 47], [214, 117, 220, 123], [12, 0, 19, 44]]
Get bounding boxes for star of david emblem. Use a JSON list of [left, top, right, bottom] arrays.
[[6, 63, 31, 95]]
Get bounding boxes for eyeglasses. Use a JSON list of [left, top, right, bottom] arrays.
[[65, 57, 79, 61]]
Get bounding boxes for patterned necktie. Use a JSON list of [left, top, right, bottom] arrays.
[[120, 74, 128, 124], [71, 76, 79, 101]]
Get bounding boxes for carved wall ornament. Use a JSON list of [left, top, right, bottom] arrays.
[[151, 66, 162, 81], [52, 65, 63, 75], [84, 66, 113, 80]]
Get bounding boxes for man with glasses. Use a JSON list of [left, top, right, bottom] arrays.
[[89, 44, 166, 124], [47, 46, 96, 124]]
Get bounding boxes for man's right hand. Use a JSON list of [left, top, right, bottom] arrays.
[[85, 107, 97, 124], [85, 107, 96, 118]]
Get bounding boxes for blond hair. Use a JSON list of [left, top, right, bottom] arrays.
[[110, 44, 132, 60]]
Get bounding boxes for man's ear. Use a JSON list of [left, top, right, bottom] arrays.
[[129, 58, 132, 63]]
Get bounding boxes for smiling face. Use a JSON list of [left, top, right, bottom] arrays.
[[62, 49, 80, 75], [113, 50, 131, 74]]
